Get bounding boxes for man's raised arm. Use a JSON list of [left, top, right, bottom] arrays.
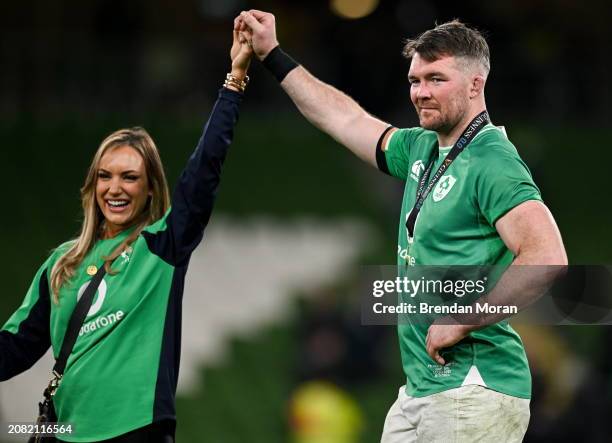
[[238, 10, 394, 167]]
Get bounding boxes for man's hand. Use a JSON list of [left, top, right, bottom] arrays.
[[234, 8, 389, 168], [425, 201, 566, 366], [425, 321, 471, 365], [235, 10, 279, 61]]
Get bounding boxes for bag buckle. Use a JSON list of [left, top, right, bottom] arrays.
[[44, 370, 62, 398]]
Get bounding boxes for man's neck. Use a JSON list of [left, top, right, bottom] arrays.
[[437, 107, 488, 147]]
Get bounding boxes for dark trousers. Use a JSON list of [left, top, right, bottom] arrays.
[[57, 419, 175, 443]]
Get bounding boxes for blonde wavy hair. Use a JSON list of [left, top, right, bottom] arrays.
[[50, 127, 170, 300]]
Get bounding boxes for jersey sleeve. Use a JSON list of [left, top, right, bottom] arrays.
[[0, 259, 52, 381], [475, 144, 543, 226], [143, 87, 242, 266], [379, 128, 420, 180]]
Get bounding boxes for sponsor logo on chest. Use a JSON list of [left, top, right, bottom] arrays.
[[76, 277, 124, 336]]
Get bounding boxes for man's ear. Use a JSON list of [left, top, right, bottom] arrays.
[[470, 74, 485, 98]]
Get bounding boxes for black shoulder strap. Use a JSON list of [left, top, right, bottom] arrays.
[[53, 265, 107, 375]]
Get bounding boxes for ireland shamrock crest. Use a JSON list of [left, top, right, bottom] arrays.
[[432, 175, 457, 202]]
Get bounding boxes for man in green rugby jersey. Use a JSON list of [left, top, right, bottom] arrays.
[[238, 11, 567, 442]]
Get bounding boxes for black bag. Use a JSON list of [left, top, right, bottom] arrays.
[[36, 396, 57, 425], [29, 386, 58, 442], [29, 265, 107, 442]]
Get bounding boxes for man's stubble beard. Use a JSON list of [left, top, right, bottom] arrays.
[[418, 96, 470, 138]]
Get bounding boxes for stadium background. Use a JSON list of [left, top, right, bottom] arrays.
[[0, 0, 611, 441]]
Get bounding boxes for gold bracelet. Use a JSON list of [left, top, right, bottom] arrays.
[[223, 73, 249, 93], [223, 80, 245, 92]]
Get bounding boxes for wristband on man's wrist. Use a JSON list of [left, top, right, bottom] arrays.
[[262, 46, 299, 82]]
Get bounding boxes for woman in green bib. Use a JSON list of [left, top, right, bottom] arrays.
[[0, 27, 253, 442]]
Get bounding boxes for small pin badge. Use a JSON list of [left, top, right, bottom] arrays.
[[87, 265, 98, 276]]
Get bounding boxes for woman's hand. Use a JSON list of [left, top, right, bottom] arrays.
[[230, 28, 253, 81]]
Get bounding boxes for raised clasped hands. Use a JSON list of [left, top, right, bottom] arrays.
[[234, 10, 279, 61], [230, 26, 253, 80]]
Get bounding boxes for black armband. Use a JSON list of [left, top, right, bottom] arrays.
[[262, 46, 299, 82], [375, 126, 394, 175]]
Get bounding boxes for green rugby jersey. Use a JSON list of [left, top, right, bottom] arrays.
[[0, 88, 243, 441], [380, 123, 542, 399]]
